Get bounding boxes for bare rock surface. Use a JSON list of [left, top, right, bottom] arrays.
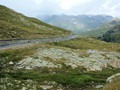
[[16, 47, 120, 71]]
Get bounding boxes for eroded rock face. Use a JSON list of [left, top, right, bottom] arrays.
[[16, 47, 120, 71]]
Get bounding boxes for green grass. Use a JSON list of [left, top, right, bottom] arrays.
[[49, 37, 120, 52], [1, 68, 119, 89], [80, 26, 111, 37], [80, 22, 114, 37], [0, 44, 44, 76], [80, 26, 110, 37], [0, 45, 39, 64], [0, 5, 71, 39]]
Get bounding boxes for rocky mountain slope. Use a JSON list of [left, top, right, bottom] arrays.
[[37, 15, 113, 34], [0, 5, 71, 40]]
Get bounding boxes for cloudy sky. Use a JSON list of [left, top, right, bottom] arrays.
[[0, 0, 120, 17]]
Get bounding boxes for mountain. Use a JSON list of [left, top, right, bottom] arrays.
[[0, 5, 71, 40], [81, 18, 120, 37], [101, 24, 120, 43], [37, 15, 113, 34]]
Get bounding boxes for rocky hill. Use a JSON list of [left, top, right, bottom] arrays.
[[37, 15, 113, 34], [0, 5, 71, 40]]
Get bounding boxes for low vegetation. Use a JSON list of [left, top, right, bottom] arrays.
[[1, 37, 120, 89], [1, 69, 120, 89], [0, 5, 71, 40], [49, 37, 120, 52], [80, 24, 113, 37]]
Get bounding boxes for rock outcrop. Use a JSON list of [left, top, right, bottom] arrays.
[[16, 47, 120, 71]]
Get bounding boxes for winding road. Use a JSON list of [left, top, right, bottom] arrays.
[[0, 35, 77, 50]]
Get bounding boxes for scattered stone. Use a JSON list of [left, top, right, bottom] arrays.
[[22, 87, 26, 90], [9, 61, 14, 65], [40, 85, 53, 90], [95, 85, 103, 88]]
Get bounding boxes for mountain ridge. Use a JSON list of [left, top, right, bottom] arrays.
[[37, 14, 113, 34]]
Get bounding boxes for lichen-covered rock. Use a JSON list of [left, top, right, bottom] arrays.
[[15, 47, 120, 71], [8, 61, 14, 65], [17, 57, 60, 69]]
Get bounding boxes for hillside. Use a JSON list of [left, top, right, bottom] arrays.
[[0, 5, 71, 40], [37, 15, 113, 34], [80, 23, 113, 37], [81, 18, 120, 37], [101, 24, 120, 43]]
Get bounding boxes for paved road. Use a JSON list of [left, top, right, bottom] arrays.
[[0, 35, 77, 50]]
